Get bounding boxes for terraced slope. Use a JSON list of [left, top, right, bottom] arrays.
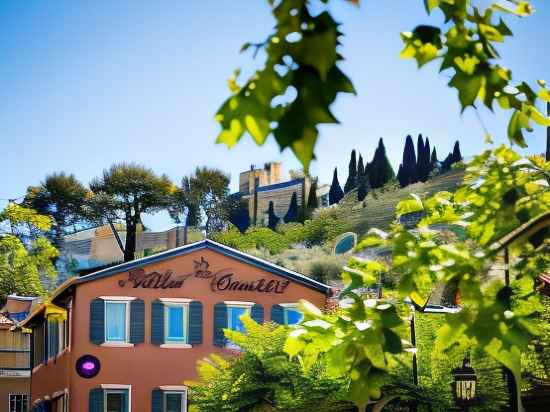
[[348, 169, 465, 235]]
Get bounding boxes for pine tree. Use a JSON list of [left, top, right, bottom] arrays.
[[307, 179, 319, 210], [397, 164, 408, 188], [267, 201, 279, 230], [431, 147, 438, 167], [424, 137, 432, 178], [344, 149, 358, 193], [452, 140, 462, 163], [357, 154, 365, 179], [401, 135, 418, 186], [441, 152, 454, 172], [416, 134, 425, 180], [284, 192, 298, 223], [329, 168, 344, 205], [368, 138, 395, 189], [357, 176, 368, 201]]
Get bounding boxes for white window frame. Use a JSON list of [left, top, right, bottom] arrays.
[[8, 393, 28, 412], [280, 304, 303, 326], [101, 384, 131, 412], [225, 302, 253, 332], [164, 303, 189, 345], [104, 300, 130, 345], [163, 389, 187, 412]]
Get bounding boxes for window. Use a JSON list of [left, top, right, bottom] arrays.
[[105, 302, 128, 343], [165, 304, 188, 344], [9, 394, 28, 412], [284, 306, 304, 326], [164, 391, 187, 412], [47, 319, 59, 359], [104, 389, 128, 412], [227, 306, 250, 333]]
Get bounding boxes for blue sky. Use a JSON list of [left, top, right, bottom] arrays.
[[1, 1, 548, 231]]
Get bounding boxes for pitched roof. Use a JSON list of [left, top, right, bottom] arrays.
[[0, 312, 14, 327], [20, 239, 331, 327], [75, 239, 330, 293]]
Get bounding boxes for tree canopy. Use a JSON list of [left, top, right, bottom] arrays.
[[89, 163, 175, 261], [0, 204, 58, 300]]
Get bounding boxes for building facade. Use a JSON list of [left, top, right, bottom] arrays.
[[0, 296, 35, 412], [23, 239, 331, 412]]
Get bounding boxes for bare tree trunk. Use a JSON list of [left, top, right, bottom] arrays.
[[124, 220, 136, 262]]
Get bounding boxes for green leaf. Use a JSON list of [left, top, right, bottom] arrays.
[[395, 194, 424, 217], [449, 73, 483, 109], [424, 0, 440, 13]]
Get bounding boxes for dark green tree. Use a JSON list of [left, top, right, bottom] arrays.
[[283, 192, 298, 223], [357, 175, 368, 202], [368, 138, 395, 189], [401, 135, 418, 186], [452, 140, 463, 163], [416, 134, 425, 178], [344, 149, 357, 193], [441, 152, 454, 172], [424, 137, 432, 177], [357, 154, 365, 179], [168, 176, 201, 245], [397, 164, 408, 188], [226, 195, 250, 234], [24, 172, 88, 281], [189, 167, 231, 235], [266, 201, 279, 230], [307, 179, 319, 210], [431, 147, 439, 167], [89, 163, 174, 262], [329, 168, 344, 205]]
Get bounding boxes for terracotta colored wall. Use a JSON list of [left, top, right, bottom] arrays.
[[31, 248, 327, 412], [0, 377, 30, 412], [30, 350, 70, 405]]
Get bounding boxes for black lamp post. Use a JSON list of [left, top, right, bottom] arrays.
[[452, 358, 477, 411]]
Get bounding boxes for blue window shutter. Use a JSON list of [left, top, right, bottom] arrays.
[[251, 304, 264, 324], [213, 303, 228, 347], [151, 388, 163, 412], [89, 388, 104, 412], [90, 298, 105, 345], [151, 300, 165, 345], [130, 299, 145, 344], [188, 301, 203, 345], [271, 304, 284, 325]]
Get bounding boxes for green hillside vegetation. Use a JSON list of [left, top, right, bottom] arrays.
[[347, 169, 465, 235]]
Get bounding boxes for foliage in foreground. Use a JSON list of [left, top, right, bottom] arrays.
[[285, 147, 550, 410], [186, 315, 353, 412], [216, 0, 548, 171], [0, 204, 58, 300]]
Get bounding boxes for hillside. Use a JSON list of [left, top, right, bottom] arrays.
[[347, 169, 465, 235]]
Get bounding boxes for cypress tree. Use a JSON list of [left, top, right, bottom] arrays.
[[402, 135, 418, 186], [329, 168, 344, 205], [267, 201, 279, 230], [416, 134, 425, 180], [441, 153, 454, 172], [452, 141, 463, 163], [357, 154, 365, 180], [307, 179, 318, 210], [344, 149, 358, 193], [284, 192, 298, 223], [397, 164, 408, 188], [368, 138, 395, 189], [431, 147, 438, 167], [424, 137, 432, 179], [357, 176, 368, 201]]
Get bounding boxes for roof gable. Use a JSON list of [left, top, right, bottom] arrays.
[[76, 239, 331, 294]]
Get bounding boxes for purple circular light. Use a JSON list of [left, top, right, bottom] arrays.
[[76, 355, 101, 379]]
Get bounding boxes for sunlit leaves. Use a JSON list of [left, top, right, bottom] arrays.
[[400, 0, 547, 147], [215, 0, 355, 171]]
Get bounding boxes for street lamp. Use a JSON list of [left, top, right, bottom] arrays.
[[452, 358, 477, 411]]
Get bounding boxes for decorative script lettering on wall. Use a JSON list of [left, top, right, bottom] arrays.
[[117, 256, 290, 294]]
